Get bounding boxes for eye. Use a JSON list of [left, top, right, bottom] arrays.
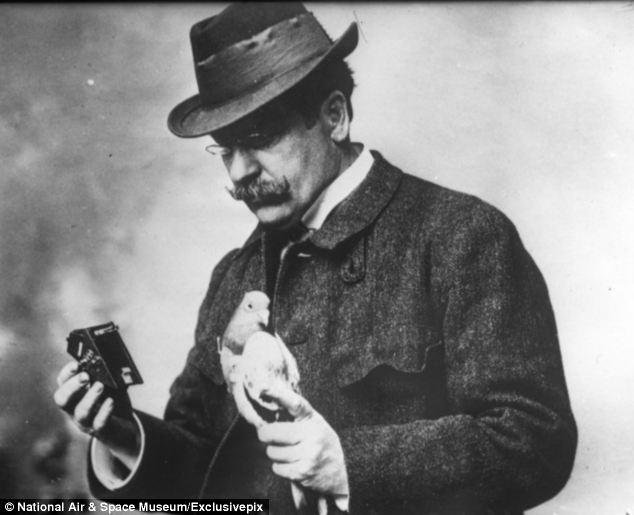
[[243, 131, 281, 151], [246, 302, 253, 310]]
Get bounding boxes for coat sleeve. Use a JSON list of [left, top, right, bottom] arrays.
[[338, 203, 577, 513], [88, 249, 240, 500]]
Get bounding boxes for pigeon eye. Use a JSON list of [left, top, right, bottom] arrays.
[[246, 303, 253, 310]]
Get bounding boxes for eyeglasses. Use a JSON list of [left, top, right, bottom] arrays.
[[205, 124, 291, 157]]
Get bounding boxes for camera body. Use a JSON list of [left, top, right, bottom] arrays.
[[67, 322, 143, 416]]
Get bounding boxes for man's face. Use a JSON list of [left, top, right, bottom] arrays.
[[210, 103, 340, 230]]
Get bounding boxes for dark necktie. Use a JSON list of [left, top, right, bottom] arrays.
[[264, 222, 311, 299], [285, 222, 310, 244]]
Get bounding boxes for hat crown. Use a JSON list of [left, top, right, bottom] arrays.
[[168, 3, 358, 137], [190, 2, 309, 64]]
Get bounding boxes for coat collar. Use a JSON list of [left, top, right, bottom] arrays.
[[239, 150, 402, 252]]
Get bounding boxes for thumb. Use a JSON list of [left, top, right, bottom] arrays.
[[263, 385, 312, 420]]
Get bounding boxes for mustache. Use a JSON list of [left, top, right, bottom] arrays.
[[227, 176, 291, 204]]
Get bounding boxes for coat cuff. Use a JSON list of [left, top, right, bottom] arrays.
[[88, 410, 214, 500], [90, 412, 145, 490]]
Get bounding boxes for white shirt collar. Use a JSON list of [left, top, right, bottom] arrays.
[[302, 145, 374, 231]]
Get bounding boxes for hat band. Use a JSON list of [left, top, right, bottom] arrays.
[[195, 13, 332, 108]]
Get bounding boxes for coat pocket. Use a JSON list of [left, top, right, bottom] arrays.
[[337, 342, 446, 425], [339, 341, 444, 392], [335, 336, 444, 388]]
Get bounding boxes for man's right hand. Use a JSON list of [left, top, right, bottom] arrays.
[[54, 361, 141, 470]]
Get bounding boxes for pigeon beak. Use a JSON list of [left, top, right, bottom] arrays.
[[258, 309, 270, 327]]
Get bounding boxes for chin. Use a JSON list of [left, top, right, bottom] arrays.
[[252, 204, 298, 230]]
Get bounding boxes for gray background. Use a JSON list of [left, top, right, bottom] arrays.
[[1, 3, 633, 512]]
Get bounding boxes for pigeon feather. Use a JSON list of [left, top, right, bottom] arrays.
[[219, 291, 270, 392]]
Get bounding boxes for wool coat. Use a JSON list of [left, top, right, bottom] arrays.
[[90, 152, 577, 514]]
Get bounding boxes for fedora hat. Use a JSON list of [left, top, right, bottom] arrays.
[[167, 2, 358, 138]]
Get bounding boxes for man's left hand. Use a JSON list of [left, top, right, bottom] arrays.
[[257, 386, 349, 496]]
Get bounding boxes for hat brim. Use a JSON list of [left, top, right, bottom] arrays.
[[167, 22, 359, 138]]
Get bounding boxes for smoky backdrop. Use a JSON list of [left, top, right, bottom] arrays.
[[1, 3, 633, 512]]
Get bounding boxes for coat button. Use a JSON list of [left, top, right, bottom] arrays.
[[340, 240, 366, 284]]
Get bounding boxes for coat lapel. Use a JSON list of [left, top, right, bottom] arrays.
[[308, 151, 402, 250]]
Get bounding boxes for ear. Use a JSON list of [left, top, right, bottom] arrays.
[[319, 90, 350, 144]]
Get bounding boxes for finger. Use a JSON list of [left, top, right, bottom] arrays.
[[262, 386, 312, 420], [53, 372, 90, 411], [57, 361, 79, 387], [266, 443, 302, 463], [233, 381, 265, 428], [272, 461, 307, 482], [317, 496, 328, 515], [92, 397, 114, 434], [258, 422, 302, 445], [73, 381, 105, 426]]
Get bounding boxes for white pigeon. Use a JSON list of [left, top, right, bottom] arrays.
[[218, 291, 270, 396], [220, 292, 322, 513], [235, 331, 301, 425], [219, 290, 300, 424]]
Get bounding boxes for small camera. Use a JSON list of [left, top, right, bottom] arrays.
[[66, 322, 143, 392]]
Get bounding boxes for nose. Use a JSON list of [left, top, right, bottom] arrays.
[[226, 147, 260, 184]]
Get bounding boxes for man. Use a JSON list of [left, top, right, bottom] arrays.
[[54, 3, 577, 513]]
